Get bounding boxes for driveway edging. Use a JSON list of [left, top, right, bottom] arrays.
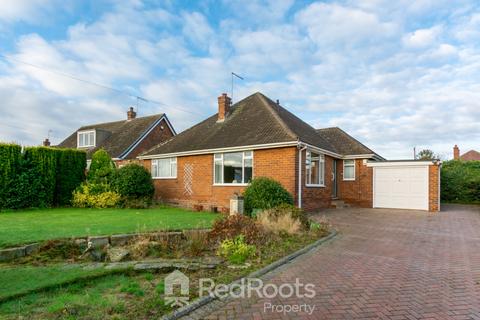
[[162, 230, 338, 320]]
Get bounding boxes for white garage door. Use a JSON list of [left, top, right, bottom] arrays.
[[373, 166, 429, 210]]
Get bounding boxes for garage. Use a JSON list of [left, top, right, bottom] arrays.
[[367, 161, 441, 211]]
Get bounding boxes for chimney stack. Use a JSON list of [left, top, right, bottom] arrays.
[[453, 145, 460, 160], [43, 138, 51, 147], [217, 93, 231, 122], [127, 107, 137, 120]]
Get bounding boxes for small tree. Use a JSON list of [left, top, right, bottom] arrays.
[[87, 149, 116, 184], [417, 149, 437, 160]]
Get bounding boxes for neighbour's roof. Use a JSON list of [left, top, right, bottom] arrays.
[[460, 150, 480, 161], [315, 127, 379, 157], [143, 92, 338, 156], [58, 114, 165, 159]]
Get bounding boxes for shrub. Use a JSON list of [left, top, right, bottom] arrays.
[[87, 149, 115, 184], [309, 216, 331, 237], [72, 183, 121, 208], [114, 164, 154, 203], [259, 204, 309, 230], [183, 229, 208, 256], [208, 214, 264, 244], [24, 147, 58, 207], [441, 160, 480, 203], [257, 211, 302, 235], [217, 235, 256, 265], [243, 177, 294, 214]]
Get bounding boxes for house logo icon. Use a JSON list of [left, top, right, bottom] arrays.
[[164, 270, 190, 307]]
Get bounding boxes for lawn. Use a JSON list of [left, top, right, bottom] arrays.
[[0, 207, 218, 248]]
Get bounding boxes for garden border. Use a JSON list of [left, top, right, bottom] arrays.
[[162, 230, 338, 320]]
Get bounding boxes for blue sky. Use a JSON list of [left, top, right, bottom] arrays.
[[1, 0, 480, 159]]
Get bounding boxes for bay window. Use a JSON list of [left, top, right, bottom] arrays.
[[214, 151, 253, 184], [152, 157, 177, 178], [343, 160, 355, 180], [306, 150, 325, 186]]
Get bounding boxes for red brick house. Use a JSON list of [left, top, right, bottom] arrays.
[[58, 107, 175, 167], [139, 92, 440, 212], [453, 145, 480, 161]]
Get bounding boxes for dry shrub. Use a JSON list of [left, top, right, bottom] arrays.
[[183, 229, 209, 256], [261, 204, 310, 230], [309, 215, 332, 237], [208, 214, 264, 244], [257, 211, 301, 235], [129, 236, 158, 260]]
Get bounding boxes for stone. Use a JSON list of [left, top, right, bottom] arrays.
[[87, 236, 109, 249], [110, 234, 135, 247], [0, 247, 26, 262], [24, 243, 40, 255], [107, 247, 130, 262]]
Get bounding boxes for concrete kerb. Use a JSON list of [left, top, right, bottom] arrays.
[[162, 230, 338, 320]]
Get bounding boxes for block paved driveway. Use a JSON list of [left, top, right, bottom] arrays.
[[187, 205, 480, 319]]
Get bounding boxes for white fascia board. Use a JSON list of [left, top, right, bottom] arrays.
[[138, 141, 299, 160], [297, 142, 343, 158], [119, 115, 170, 160], [343, 154, 375, 159], [366, 161, 439, 167]]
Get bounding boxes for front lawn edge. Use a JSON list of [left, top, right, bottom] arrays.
[[162, 230, 338, 320]]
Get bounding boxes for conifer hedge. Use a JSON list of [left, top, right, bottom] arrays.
[[0, 143, 86, 209]]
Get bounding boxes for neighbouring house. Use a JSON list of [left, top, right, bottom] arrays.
[[58, 107, 175, 167], [139, 92, 441, 212], [453, 145, 480, 161]]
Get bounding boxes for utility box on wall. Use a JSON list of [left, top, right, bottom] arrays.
[[229, 193, 244, 215]]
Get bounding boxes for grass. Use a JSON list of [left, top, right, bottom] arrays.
[[0, 207, 218, 248], [0, 264, 121, 302]]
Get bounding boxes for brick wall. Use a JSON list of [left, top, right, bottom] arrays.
[[125, 119, 174, 159], [143, 147, 297, 212], [296, 149, 334, 211], [336, 159, 373, 208], [429, 164, 440, 212]]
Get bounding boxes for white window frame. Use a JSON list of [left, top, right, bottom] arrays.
[[343, 159, 356, 181], [151, 157, 177, 179], [305, 150, 325, 187], [77, 130, 96, 148], [213, 151, 253, 186]]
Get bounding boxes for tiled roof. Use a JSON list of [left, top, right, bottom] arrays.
[[316, 127, 381, 158], [460, 150, 480, 161], [58, 114, 165, 159], [142, 92, 337, 156]]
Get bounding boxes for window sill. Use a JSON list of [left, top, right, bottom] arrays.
[[152, 177, 177, 180], [306, 184, 325, 188], [213, 183, 249, 187], [343, 178, 356, 181]]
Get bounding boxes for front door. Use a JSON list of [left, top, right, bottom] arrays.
[[332, 160, 338, 198]]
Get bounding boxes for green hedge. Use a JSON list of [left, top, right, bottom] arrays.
[[441, 160, 480, 204], [0, 144, 22, 208], [0, 144, 86, 209]]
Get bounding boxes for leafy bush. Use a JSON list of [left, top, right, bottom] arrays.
[[217, 235, 256, 265], [87, 149, 115, 184], [441, 160, 480, 203], [113, 164, 154, 205], [243, 177, 294, 214], [208, 214, 264, 244], [72, 183, 121, 208], [24, 147, 58, 207]]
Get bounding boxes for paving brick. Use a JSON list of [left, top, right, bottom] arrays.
[[184, 205, 480, 319]]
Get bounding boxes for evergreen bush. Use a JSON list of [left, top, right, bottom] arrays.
[[243, 177, 294, 214]]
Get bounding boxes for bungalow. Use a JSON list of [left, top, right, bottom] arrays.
[[58, 107, 176, 167], [139, 92, 440, 212]]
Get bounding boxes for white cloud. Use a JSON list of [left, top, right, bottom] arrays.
[[403, 26, 442, 48]]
